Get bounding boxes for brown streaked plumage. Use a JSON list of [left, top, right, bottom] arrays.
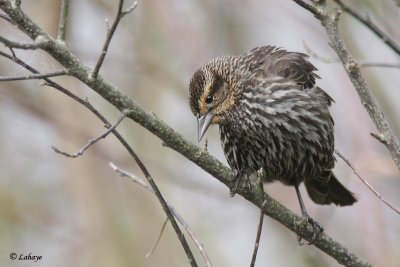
[[189, 46, 357, 241]]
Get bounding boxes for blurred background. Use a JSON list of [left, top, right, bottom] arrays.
[[0, 0, 399, 266]]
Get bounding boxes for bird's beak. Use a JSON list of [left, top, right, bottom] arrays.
[[197, 112, 214, 142]]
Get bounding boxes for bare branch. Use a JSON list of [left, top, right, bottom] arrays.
[[304, 42, 400, 68], [146, 218, 169, 258], [370, 132, 387, 145], [0, 35, 47, 49], [359, 62, 400, 69], [335, 150, 400, 215], [91, 0, 138, 79], [292, 0, 322, 18], [250, 172, 266, 267], [0, 13, 12, 23], [57, 0, 70, 42], [295, 0, 400, 172], [121, 0, 138, 16], [183, 221, 212, 267], [0, 51, 92, 110], [52, 111, 128, 158], [250, 201, 266, 267], [7, 46, 16, 59], [0, 69, 68, 81], [333, 0, 400, 56], [303, 42, 339, 63], [110, 163, 211, 267]]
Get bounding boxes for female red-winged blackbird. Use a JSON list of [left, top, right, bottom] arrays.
[[189, 46, 356, 237]]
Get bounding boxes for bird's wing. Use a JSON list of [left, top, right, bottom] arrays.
[[240, 46, 318, 88], [239, 46, 334, 104]]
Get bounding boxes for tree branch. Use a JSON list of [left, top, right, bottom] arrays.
[[0, 1, 373, 266], [332, 0, 400, 56], [0, 69, 68, 81], [0, 12, 12, 23], [303, 41, 400, 69], [91, 0, 138, 79], [250, 173, 266, 267], [359, 62, 400, 69], [0, 35, 47, 49], [292, 0, 322, 18], [146, 218, 169, 258], [295, 0, 400, 172], [51, 111, 128, 158], [335, 150, 400, 215], [57, 0, 70, 42]]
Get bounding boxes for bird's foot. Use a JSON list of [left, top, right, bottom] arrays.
[[297, 213, 324, 245], [230, 172, 251, 197]]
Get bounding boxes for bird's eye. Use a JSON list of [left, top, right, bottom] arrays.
[[205, 95, 213, 104]]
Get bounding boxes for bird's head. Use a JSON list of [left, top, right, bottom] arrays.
[[189, 58, 238, 142]]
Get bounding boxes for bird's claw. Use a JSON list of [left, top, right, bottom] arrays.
[[230, 172, 252, 197], [297, 214, 324, 245], [229, 178, 241, 197]]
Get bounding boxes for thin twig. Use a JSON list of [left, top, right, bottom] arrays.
[[52, 112, 128, 158], [335, 150, 400, 215], [359, 62, 400, 69], [91, 0, 138, 79], [251, 201, 265, 267], [304, 42, 400, 68], [0, 35, 47, 49], [0, 13, 12, 23], [57, 0, 70, 42], [333, 0, 400, 57], [370, 132, 387, 145], [0, 51, 90, 108], [146, 218, 169, 258], [110, 163, 212, 267], [8, 47, 16, 60], [121, 1, 139, 16], [292, 0, 321, 18], [183, 223, 211, 267], [250, 170, 266, 267], [303, 44, 339, 64], [0, 70, 69, 81]]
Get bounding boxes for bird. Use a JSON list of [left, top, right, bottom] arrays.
[[188, 46, 357, 241]]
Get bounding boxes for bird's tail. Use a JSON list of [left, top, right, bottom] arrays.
[[305, 172, 357, 206]]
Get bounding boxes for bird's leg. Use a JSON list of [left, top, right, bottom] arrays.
[[294, 185, 323, 245], [230, 170, 251, 197]]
